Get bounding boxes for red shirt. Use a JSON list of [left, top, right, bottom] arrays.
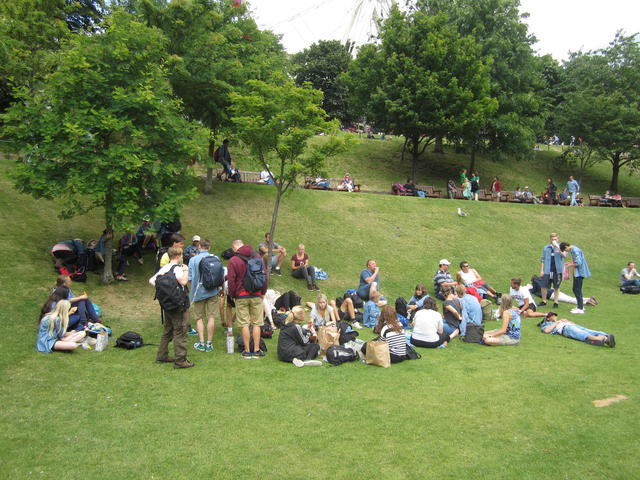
[[291, 253, 309, 268]]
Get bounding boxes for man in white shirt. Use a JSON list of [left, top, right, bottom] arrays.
[[509, 277, 546, 319]]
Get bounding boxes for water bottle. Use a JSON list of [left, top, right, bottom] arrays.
[[226, 332, 234, 354]]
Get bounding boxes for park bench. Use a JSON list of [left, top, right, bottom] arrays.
[[215, 167, 264, 184], [588, 194, 605, 207], [624, 197, 640, 208]]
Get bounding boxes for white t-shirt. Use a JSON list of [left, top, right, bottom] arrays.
[[459, 269, 479, 285], [412, 309, 443, 343], [510, 286, 536, 308], [149, 262, 188, 286]]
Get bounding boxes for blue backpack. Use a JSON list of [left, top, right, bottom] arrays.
[[240, 254, 266, 293], [199, 255, 224, 290]]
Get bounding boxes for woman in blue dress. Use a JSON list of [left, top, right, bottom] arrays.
[[36, 300, 86, 353]]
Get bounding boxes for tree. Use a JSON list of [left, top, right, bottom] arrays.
[[344, 6, 496, 179], [291, 40, 353, 124], [556, 33, 640, 192], [230, 78, 346, 257], [129, 0, 286, 194], [1, 10, 203, 283]]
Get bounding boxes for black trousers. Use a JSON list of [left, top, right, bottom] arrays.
[[573, 276, 585, 310]]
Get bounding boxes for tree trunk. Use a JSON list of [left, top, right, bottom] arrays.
[[101, 193, 115, 284], [266, 183, 284, 277], [204, 138, 216, 194], [609, 154, 621, 193], [434, 136, 444, 154], [468, 147, 476, 173], [411, 140, 419, 181]]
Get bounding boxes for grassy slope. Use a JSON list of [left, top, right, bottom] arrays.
[[1, 149, 640, 479]]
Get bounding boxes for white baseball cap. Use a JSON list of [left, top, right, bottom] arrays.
[[439, 259, 451, 266], [192, 235, 201, 242]]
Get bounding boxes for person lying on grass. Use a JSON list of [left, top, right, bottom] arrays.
[[483, 295, 521, 346], [277, 306, 322, 367], [36, 300, 87, 353], [537, 312, 615, 347]]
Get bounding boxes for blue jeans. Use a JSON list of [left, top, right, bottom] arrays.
[[562, 324, 607, 342], [443, 322, 458, 335], [622, 279, 640, 287], [73, 298, 99, 323], [570, 191, 578, 206]]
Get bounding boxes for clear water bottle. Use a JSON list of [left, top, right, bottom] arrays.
[[226, 333, 234, 354]]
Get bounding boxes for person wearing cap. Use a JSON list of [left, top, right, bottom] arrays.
[[538, 312, 615, 347], [433, 259, 457, 300], [185, 235, 201, 260]]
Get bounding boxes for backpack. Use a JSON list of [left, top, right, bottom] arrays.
[[344, 290, 364, 309], [240, 254, 267, 293], [274, 290, 301, 311], [337, 320, 359, 344], [463, 324, 485, 343], [115, 331, 144, 349], [480, 299, 493, 322], [620, 285, 640, 294], [155, 247, 169, 272], [166, 218, 181, 233], [154, 265, 190, 312], [199, 255, 224, 290], [261, 321, 273, 339], [236, 334, 267, 352], [326, 345, 358, 366], [273, 311, 288, 329], [221, 247, 235, 260]]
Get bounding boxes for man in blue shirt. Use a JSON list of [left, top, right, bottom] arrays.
[[188, 238, 222, 352], [456, 284, 482, 337], [560, 242, 591, 314], [566, 175, 580, 206], [357, 259, 380, 301], [539, 232, 567, 307]]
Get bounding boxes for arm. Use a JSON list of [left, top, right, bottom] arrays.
[[471, 269, 483, 282], [486, 311, 510, 336], [364, 268, 379, 283], [175, 265, 189, 286], [542, 321, 560, 334], [445, 304, 462, 321], [290, 258, 299, 271], [519, 297, 530, 314]]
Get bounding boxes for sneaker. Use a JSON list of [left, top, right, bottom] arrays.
[[174, 360, 195, 369], [116, 274, 128, 281], [587, 339, 605, 346], [293, 358, 322, 367], [313, 285, 320, 290], [205, 343, 213, 352], [155, 357, 175, 364], [194, 342, 206, 352], [253, 349, 266, 358], [436, 343, 447, 349], [187, 328, 198, 336], [605, 334, 616, 348], [570, 308, 585, 314], [553, 303, 559, 309], [293, 358, 305, 368], [308, 285, 315, 291], [241, 351, 253, 359], [352, 321, 363, 329], [538, 301, 547, 307]]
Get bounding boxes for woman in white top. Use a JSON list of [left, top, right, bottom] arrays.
[[456, 261, 499, 300], [410, 297, 449, 348], [309, 293, 337, 328]]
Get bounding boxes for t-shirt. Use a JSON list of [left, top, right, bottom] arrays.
[[259, 241, 280, 256], [291, 253, 309, 268], [310, 305, 334, 328], [510, 286, 535, 308], [412, 309, 443, 343], [433, 269, 454, 295], [539, 320, 565, 335], [443, 298, 462, 329], [381, 325, 406, 357], [620, 268, 639, 285], [459, 270, 479, 285]]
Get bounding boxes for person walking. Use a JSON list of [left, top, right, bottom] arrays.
[[560, 242, 591, 314]]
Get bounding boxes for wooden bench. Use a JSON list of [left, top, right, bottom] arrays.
[[624, 197, 640, 208], [588, 194, 606, 207]]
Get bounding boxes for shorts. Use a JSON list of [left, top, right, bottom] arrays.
[[497, 334, 520, 346], [521, 304, 537, 312], [192, 295, 220, 320], [541, 273, 562, 290], [270, 256, 279, 268], [235, 297, 264, 327]]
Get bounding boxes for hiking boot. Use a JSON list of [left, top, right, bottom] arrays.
[[205, 342, 213, 352], [253, 349, 266, 358], [241, 351, 253, 359], [194, 342, 206, 352], [174, 360, 195, 369], [155, 357, 176, 364], [605, 334, 616, 348]]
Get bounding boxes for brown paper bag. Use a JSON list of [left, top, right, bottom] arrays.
[[318, 325, 340, 355], [365, 339, 390, 368]]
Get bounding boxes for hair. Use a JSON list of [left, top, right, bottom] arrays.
[[370, 291, 381, 302], [170, 233, 185, 245], [223, 139, 229, 144], [374, 305, 401, 334], [414, 284, 427, 297], [459, 261, 469, 268], [628, 261, 636, 267], [559, 242, 570, 252], [38, 288, 68, 322], [200, 238, 211, 250], [548, 177, 554, 183], [538, 311, 558, 327], [42, 299, 71, 335], [314, 293, 330, 322], [498, 295, 513, 316], [423, 297, 437, 311], [168, 247, 183, 259], [298, 244, 305, 250], [55, 275, 70, 287], [441, 286, 453, 297], [366, 258, 374, 267], [511, 277, 522, 287], [455, 284, 467, 297], [530, 274, 540, 284], [285, 305, 306, 324]]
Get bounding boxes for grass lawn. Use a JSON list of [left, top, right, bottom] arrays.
[[1, 151, 640, 479]]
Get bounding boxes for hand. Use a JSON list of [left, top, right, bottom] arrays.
[[374, 267, 379, 273], [81, 293, 89, 300], [69, 307, 78, 315]]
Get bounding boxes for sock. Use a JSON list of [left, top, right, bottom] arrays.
[[227, 327, 232, 334], [206, 341, 212, 345]]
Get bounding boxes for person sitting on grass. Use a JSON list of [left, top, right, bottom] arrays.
[[115, 230, 144, 281], [455, 261, 500, 301], [406, 284, 430, 318], [537, 312, 615, 347], [277, 305, 322, 368], [259, 232, 287, 276], [364, 291, 388, 329], [291, 243, 318, 291], [456, 284, 483, 337], [483, 295, 521, 346], [357, 259, 380, 301], [410, 297, 450, 348], [54, 275, 100, 327], [509, 277, 547, 319], [620, 262, 640, 288], [331, 296, 362, 329], [310, 293, 337, 329], [36, 300, 87, 353], [441, 287, 462, 340], [434, 259, 457, 300], [361, 305, 406, 363]]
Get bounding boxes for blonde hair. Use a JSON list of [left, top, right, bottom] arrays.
[[498, 295, 513, 317], [43, 300, 71, 335], [315, 293, 330, 322], [285, 305, 306, 324]]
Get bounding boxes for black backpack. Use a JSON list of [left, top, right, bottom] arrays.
[[199, 255, 224, 290], [155, 265, 190, 312], [274, 290, 301, 311], [115, 331, 144, 349], [620, 285, 640, 294], [221, 248, 235, 260], [240, 254, 266, 293], [236, 334, 267, 352], [344, 291, 364, 309], [326, 345, 358, 365], [337, 320, 359, 344]]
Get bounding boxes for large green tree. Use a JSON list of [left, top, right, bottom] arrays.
[[344, 6, 496, 178], [555, 33, 640, 192], [230, 78, 345, 254], [291, 40, 353, 124], [1, 10, 202, 283], [128, 0, 286, 193]]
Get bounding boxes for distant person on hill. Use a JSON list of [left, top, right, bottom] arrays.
[[560, 242, 591, 314], [470, 171, 480, 201], [490, 176, 501, 202], [620, 262, 640, 288], [459, 168, 467, 186], [447, 179, 457, 199], [115, 231, 143, 281], [433, 259, 457, 300], [565, 175, 580, 206], [509, 277, 546, 319], [259, 232, 287, 276], [215, 139, 234, 181], [36, 300, 87, 353], [357, 259, 380, 301], [483, 295, 521, 346], [539, 232, 567, 307], [410, 297, 450, 348], [455, 261, 500, 301], [462, 176, 472, 200], [456, 284, 483, 337], [538, 312, 615, 347], [403, 178, 417, 195], [277, 305, 321, 367], [290, 243, 318, 291], [544, 177, 557, 205], [135, 217, 157, 250], [600, 190, 624, 208], [337, 173, 355, 192]]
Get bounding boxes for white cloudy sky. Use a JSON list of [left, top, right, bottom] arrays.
[[249, 0, 640, 60]]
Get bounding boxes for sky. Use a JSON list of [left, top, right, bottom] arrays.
[[249, 0, 640, 61]]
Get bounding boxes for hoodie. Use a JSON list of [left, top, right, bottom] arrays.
[[227, 244, 267, 299]]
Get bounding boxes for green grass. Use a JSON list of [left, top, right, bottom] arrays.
[[1, 151, 640, 479]]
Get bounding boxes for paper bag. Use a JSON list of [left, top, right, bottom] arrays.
[[318, 325, 340, 355], [365, 339, 390, 368]]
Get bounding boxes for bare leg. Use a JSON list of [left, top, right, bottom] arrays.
[[241, 325, 250, 353], [252, 325, 261, 352], [341, 297, 355, 320], [196, 318, 205, 343], [368, 281, 378, 299], [448, 328, 460, 340], [207, 314, 215, 342], [53, 340, 82, 351], [523, 309, 547, 319]]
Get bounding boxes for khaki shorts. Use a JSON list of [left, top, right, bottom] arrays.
[[235, 297, 264, 327], [192, 295, 220, 320], [497, 334, 520, 346]]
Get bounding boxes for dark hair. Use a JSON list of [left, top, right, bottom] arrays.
[[459, 261, 469, 268], [223, 139, 229, 144], [559, 242, 570, 252], [423, 297, 437, 311], [414, 284, 427, 297], [39, 287, 68, 322], [511, 277, 522, 286], [55, 275, 69, 287], [537, 311, 557, 327], [374, 305, 401, 334], [170, 233, 185, 245], [200, 238, 211, 250]]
